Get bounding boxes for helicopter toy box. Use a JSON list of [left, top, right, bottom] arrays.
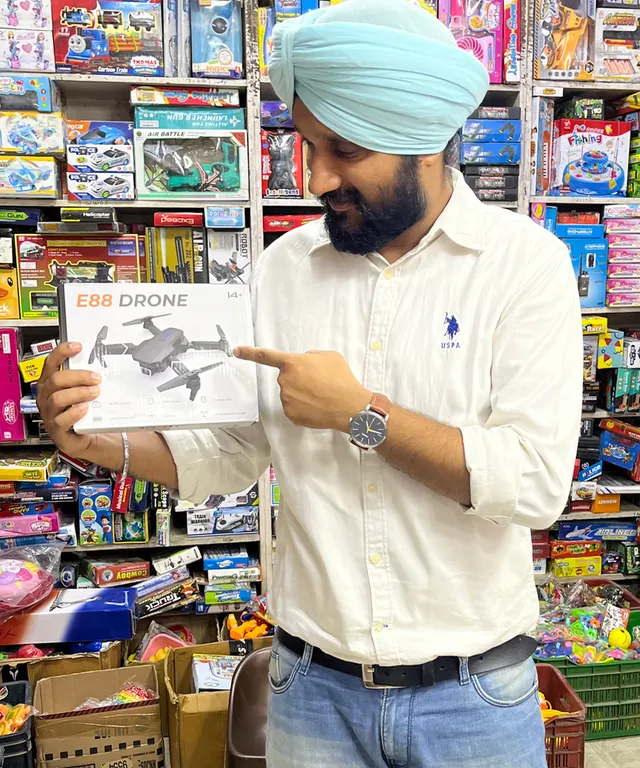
[[550, 119, 631, 197], [66, 120, 134, 174], [0, 112, 64, 156], [1, 0, 53, 28], [190, 0, 243, 79], [0, 29, 55, 72], [533, 0, 596, 80], [0, 74, 60, 112], [58, 282, 259, 433], [439, 0, 503, 84], [67, 171, 135, 200], [566, 237, 608, 308], [0, 156, 59, 198], [52, 0, 164, 76], [133, 128, 248, 200], [16, 233, 141, 319]]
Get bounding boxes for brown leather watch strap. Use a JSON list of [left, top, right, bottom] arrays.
[[369, 393, 392, 418]]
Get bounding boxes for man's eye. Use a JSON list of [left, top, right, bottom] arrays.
[[334, 147, 359, 159]]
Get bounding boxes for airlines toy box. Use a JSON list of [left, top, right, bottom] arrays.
[[557, 520, 637, 541], [59, 283, 259, 433]]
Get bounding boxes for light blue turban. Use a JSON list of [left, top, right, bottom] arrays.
[[269, 0, 489, 155]]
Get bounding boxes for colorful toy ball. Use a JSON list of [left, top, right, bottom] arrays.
[[609, 628, 632, 650], [0, 557, 53, 619]]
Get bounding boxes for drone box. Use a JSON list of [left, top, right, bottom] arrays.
[[16, 233, 141, 319], [207, 229, 251, 284], [261, 130, 304, 198], [0, 112, 64, 156], [66, 171, 135, 200], [133, 128, 249, 201], [146, 227, 207, 283], [0, 29, 55, 73], [58, 282, 259, 433]]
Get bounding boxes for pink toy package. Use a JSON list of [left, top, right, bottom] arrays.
[[608, 263, 640, 278], [0, 328, 26, 443], [503, 0, 520, 83], [0, 545, 61, 620], [606, 219, 640, 234], [609, 233, 640, 248], [0, 510, 59, 537], [439, 0, 504, 84], [607, 292, 640, 307], [609, 248, 640, 263]]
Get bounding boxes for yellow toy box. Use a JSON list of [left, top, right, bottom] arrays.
[[0, 268, 18, 319], [598, 330, 624, 368], [552, 555, 602, 578], [0, 449, 58, 482], [18, 353, 47, 383], [583, 316, 608, 334]]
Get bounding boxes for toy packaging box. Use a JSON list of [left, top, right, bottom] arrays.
[[439, 0, 503, 84], [529, 96, 554, 195], [203, 545, 249, 570], [205, 205, 245, 228], [175, 481, 258, 513], [261, 101, 294, 129], [190, 0, 243, 79], [503, 0, 521, 82], [556, 97, 604, 120], [0, 155, 59, 198], [59, 282, 259, 433], [566, 237, 608, 307], [67, 171, 135, 200], [0, 328, 26, 442], [130, 84, 240, 107], [462, 119, 522, 142], [16, 233, 141, 319], [66, 119, 134, 173], [261, 130, 304, 198], [598, 329, 623, 367], [113, 509, 149, 543], [78, 481, 113, 546], [163, 0, 178, 77], [0, 111, 64, 156], [0, 449, 57, 482], [602, 367, 631, 413], [134, 128, 248, 200], [0, 508, 59, 536], [0, 268, 19, 320], [460, 141, 521, 164], [177, 0, 191, 77], [551, 119, 631, 197], [84, 557, 151, 586], [134, 105, 245, 130], [192, 654, 242, 691], [0, 29, 54, 72], [534, 0, 595, 80], [0, 74, 60, 112], [617, 542, 640, 573], [186, 506, 258, 537], [207, 228, 250, 284], [146, 226, 207, 283], [257, 5, 275, 77], [596, 8, 640, 81], [552, 555, 601, 577], [52, 0, 163, 76], [1, 0, 52, 28]]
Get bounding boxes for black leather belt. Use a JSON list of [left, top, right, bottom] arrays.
[[276, 629, 537, 689]]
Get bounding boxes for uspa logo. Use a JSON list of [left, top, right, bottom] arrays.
[[442, 313, 461, 349], [2, 399, 16, 424]]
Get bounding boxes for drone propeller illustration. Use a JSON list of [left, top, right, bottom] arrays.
[[87, 313, 232, 401]]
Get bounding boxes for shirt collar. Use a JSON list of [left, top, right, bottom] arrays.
[[308, 167, 488, 257]]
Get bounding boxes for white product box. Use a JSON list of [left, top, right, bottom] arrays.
[[59, 283, 259, 433], [163, 0, 178, 77], [207, 228, 251, 284], [152, 545, 201, 575], [0, 29, 54, 72], [67, 144, 134, 174], [177, 0, 191, 77], [0, 0, 52, 28], [192, 654, 242, 692], [532, 558, 547, 575], [624, 338, 640, 368], [186, 507, 258, 537], [0, 111, 63, 155], [66, 172, 135, 201], [175, 481, 258, 513], [206, 563, 260, 584]]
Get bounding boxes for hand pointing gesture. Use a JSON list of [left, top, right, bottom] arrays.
[[234, 346, 371, 432]]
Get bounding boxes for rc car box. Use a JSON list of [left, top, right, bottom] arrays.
[[261, 129, 304, 198], [58, 282, 259, 433], [16, 233, 141, 319], [0, 112, 64, 156], [52, 0, 164, 76], [0, 328, 27, 443], [133, 128, 249, 200], [66, 171, 135, 200], [0, 74, 60, 112], [146, 226, 207, 283], [134, 105, 245, 130], [34, 666, 163, 768], [130, 84, 240, 107], [207, 229, 250, 284], [66, 120, 134, 172], [0, 156, 59, 198], [0, 29, 55, 72]]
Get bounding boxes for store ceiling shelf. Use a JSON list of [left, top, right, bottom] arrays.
[[0, 199, 250, 209], [559, 502, 640, 521], [534, 571, 639, 584], [0, 319, 58, 328], [530, 196, 625, 205]]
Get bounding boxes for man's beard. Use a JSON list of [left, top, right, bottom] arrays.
[[320, 156, 427, 255]]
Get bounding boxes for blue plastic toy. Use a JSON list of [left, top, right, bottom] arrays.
[[8, 122, 54, 154], [61, 7, 93, 25], [8, 163, 51, 192], [76, 124, 126, 145], [190, 0, 243, 79], [65, 29, 109, 68]]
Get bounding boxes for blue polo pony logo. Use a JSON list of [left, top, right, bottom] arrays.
[[442, 314, 461, 349]]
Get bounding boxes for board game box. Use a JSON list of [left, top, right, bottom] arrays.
[[58, 283, 259, 433]]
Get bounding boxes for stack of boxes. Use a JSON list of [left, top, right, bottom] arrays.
[[0, 0, 54, 72], [560, 221, 608, 309], [604, 204, 640, 307], [202, 546, 260, 609]]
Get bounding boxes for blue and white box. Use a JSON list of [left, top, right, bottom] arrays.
[[565, 238, 608, 308]]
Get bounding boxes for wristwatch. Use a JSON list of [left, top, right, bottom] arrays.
[[349, 393, 392, 450]]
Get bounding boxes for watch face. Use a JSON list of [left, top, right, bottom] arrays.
[[349, 410, 387, 449]]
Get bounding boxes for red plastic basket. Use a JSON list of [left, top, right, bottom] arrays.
[[585, 578, 640, 609], [538, 664, 587, 768]]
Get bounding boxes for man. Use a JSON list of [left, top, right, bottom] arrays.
[[38, 1, 582, 765]]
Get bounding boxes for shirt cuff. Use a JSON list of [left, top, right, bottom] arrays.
[[459, 424, 521, 526], [161, 429, 220, 503]]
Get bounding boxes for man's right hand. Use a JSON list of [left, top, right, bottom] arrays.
[[36, 342, 102, 459]]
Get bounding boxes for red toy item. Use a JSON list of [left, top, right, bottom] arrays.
[[0, 555, 54, 619]]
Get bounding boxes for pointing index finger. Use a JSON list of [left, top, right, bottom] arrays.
[[233, 346, 290, 368]]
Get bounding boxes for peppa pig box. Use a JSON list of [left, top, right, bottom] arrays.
[[439, 0, 503, 84], [0, 328, 26, 443]]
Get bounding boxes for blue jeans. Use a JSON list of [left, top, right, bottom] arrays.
[[266, 635, 546, 768]]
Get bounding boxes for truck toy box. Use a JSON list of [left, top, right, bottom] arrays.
[[84, 557, 151, 586], [0, 509, 59, 537], [557, 520, 638, 541], [135, 576, 198, 617], [134, 106, 245, 131], [0, 328, 26, 443], [52, 0, 164, 76], [439, 0, 503, 84], [190, 0, 243, 79], [567, 238, 608, 308], [0, 29, 54, 72], [16, 233, 141, 319], [0, 156, 59, 198], [130, 85, 240, 107], [462, 120, 522, 142], [66, 171, 135, 200], [186, 506, 258, 537], [1, 0, 52, 29], [0, 75, 60, 112], [133, 128, 249, 200], [0, 112, 64, 155], [460, 142, 521, 164], [59, 283, 259, 433]]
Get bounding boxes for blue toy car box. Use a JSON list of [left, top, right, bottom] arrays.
[[66, 120, 133, 173], [190, 0, 243, 79], [600, 428, 640, 469], [203, 546, 250, 570], [460, 142, 521, 164], [462, 119, 522, 143], [0, 75, 60, 112], [133, 106, 245, 130], [566, 238, 608, 308]]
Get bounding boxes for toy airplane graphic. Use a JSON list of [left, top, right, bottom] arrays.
[[88, 313, 232, 400]]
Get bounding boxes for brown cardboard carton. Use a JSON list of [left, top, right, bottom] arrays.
[[165, 639, 271, 768], [0, 642, 121, 686], [34, 665, 163, 768]]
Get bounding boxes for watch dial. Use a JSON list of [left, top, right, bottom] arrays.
[[350, 411, 386, 448]]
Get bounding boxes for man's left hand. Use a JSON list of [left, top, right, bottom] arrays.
[[234, 346, 371, 432]]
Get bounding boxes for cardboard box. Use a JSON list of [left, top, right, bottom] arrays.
[[0, 29, 54, 73], [35, 665, 163, 768], [552, 555, 602, 578], [0, 75, 60, 112], [134, 106, 245, 131], [551, 540, 602, 559], [0, 328, 27, 442], [165, 640, 271, 768], [557, 520, 637, 541], [0, 449, 57, 482], [66, 120, 134, 173], [261, 130, 304, 198], [130, 85, 240, 107], [598, 330, 624, 368], [0, 267, 19, 320], [567, 238, 608, 309], [0, 643, 121, 687], [207, 229, 250, 285], [593, 493, 621, 513], [84, 558, 151, 587], [186, 506, 258, 537], [0, 112, 64, 156], [66, 171, 135, 201], [146, 227, 207, 283]]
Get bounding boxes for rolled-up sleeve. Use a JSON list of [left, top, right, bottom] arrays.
[[459, 242, 582, 529], [161, 422, 271, 504]]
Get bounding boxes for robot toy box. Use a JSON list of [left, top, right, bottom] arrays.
[[0, 112, 64, 156], [190, 0, 243, 79], [0, 328, 26, 443], [52, 0, 164, 76], [566, 237, 608, 308], [261, 130, 303, 198], [58, 282, 259, 433], [1, 0, 52, 28], [0, 156, 59, 198], [0, 29, 54, 72], [534, 0, 596, 80], [16, 233, 141, 319], [66, 120, 134, 174], [439, 0, 503, 84], [134, 128, 249, 201], [146, 226, 207, 283], [460, 141, 521, 164], [596, 8, 640, 81], [130, 84, 240, 107], [550, 119, 631, 197], [133, 105, 245, 131], [207, 228, 250, 284], [0, 75, 60, 112], [67, 171, 135, 200]]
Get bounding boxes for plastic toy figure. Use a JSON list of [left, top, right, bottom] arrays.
[[34, 33, 47, 70], [6, 0, 18, 27], [6, 32, 20, 69], [210, 253, 246, 283], [61, 6, 92, 25], [7, 162, 51, 192], [76, 124, 126, 145], [267, 132, 298, 191], [32, 0, 43, 26], [128, 10, 156, 30]]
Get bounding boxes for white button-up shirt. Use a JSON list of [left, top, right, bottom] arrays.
[[163, 170, 582, 666]]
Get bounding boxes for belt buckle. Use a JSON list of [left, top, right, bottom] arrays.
[[362, 664, 401, 690]]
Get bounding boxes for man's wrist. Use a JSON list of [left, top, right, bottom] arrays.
[[336, 387, 373, 433]]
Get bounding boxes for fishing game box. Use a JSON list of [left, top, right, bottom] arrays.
[[58, 283, 259, 432]]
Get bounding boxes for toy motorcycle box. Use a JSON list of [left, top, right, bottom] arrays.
[[190, 0, 243, 79], [0, 29, 54, 72], [439, 0, 503, 84], [0, 112, 64, 156], [0, 156, 59, 198], [1, 0, 52, 28], [534, 0, 596, 80], [58, 282, 259, 433]]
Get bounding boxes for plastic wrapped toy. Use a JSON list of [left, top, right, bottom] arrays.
[[190, 0, 243, 79], [0, 701, 33, 736], [73, 680, 156, 711], [0, 156, 59, 198], [0, 544, 61, 620], [0, 112, 64, 156]]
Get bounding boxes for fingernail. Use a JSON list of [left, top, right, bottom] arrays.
[[232, 347, 240, 357], [91, 372, 101, 383], [78, 403, 88, 412], [70, 342, 81, 352], [89, 386, 100, 396]]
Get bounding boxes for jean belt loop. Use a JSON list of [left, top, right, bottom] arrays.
[[299, 642, 314, 676], [458, 657, 470, 685]]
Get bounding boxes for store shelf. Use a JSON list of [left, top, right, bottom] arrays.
[[51, 74, 247, 99], [1, 437, 53, 446], [582, 409, 640, 419], [559, 502, 640, 521], [535, 571, 640, 584], [0, 199, 250, 209], [581, 307, 640, 315], [598, 474, 640, 495], [530, 196, 626, 205], [65, 532, 260, 553], [0, 319, 58, 328]]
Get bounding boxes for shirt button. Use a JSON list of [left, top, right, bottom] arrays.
[[383, 269, 394, 280], [369, 552, 382, 565], [370, 339, 383, 351], [367, 483, 377, 494], [373, 623, 385, 633]]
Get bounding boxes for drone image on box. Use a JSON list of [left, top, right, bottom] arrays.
[[87, 313, 232, 400]]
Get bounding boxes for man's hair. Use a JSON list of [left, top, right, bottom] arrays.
[[443, 133, 460, 170]]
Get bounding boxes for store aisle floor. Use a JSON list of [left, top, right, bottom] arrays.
[[586, 736, 640, 767]]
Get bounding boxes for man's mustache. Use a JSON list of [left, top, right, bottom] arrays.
[[320, 188, 362, 208]]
